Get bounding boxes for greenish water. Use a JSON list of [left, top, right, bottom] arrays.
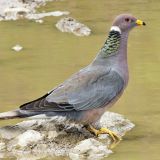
[[0, 0, 160, 159]]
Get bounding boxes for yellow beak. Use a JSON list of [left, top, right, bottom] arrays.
[[136, 19, 146, 26]]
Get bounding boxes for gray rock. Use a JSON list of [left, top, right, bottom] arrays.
[[47, 130, 58, 139], [0, 125, 25, 140], [0, 142, 6, 151], [4, 7, 30, 20], [100, 112, 135, 137], [69, 138, 112, 160], [0, 112, 135, 159], [0, 0, 69, 21], [16, 130, 44, 147], [56, 17, 91, 36]]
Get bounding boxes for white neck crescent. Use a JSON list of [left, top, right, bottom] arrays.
[[110, 26, 121, 34]]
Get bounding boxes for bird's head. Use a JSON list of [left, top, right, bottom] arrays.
[[111, 14, 146, 33]]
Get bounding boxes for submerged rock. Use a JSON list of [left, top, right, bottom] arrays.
[[56, 17, 91, 36], [0, 112, 134, 159]]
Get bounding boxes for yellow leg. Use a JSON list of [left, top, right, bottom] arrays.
[[86, 125, 122, 142]]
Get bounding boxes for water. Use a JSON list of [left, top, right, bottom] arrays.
[[0, 0, 160, 159]]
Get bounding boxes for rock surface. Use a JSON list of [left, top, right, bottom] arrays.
[[0, 111, 135, 159], [56, 17, 91, 36], [0, 0, 69, 21], [69, 138, 113, 160], [17, 130, 44, 147], [0, 0, 91, 37]]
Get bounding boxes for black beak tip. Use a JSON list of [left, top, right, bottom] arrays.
[[143, 22, 146, 26]]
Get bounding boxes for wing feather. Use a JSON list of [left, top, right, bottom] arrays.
[[20, 67, 124, 112]]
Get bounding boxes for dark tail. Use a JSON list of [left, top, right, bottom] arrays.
[[0, 109, 32, 120]]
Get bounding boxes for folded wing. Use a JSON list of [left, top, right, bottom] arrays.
[[20, 68, 124, 112]]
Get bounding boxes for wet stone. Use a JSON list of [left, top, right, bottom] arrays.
[[56, 17, 91, 36]]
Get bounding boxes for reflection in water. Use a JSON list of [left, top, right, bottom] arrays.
[[0, 0, 159, 159]]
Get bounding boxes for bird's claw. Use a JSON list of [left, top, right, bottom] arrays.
[[98, 127, 122, 141], [86, 125, 122, 148]]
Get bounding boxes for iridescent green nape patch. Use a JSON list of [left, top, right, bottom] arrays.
[[101, 30, 121, 56]]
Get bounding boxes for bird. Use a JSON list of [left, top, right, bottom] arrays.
[[0, 14, 145, 143]]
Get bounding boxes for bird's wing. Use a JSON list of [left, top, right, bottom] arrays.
[[20, 67, 124, 112]]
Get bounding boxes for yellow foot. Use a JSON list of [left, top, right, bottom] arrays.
[[86, 125, 122, 148], [99, 127, 122, 141]]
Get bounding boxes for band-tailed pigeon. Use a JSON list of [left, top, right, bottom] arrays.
[[0, 14, 145, 142]]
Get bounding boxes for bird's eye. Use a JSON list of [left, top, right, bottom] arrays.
[[125, 18, 130, 22]]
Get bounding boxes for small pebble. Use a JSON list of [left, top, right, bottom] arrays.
[[35, 19, 44, 23], [12, 44, 23, 52]]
